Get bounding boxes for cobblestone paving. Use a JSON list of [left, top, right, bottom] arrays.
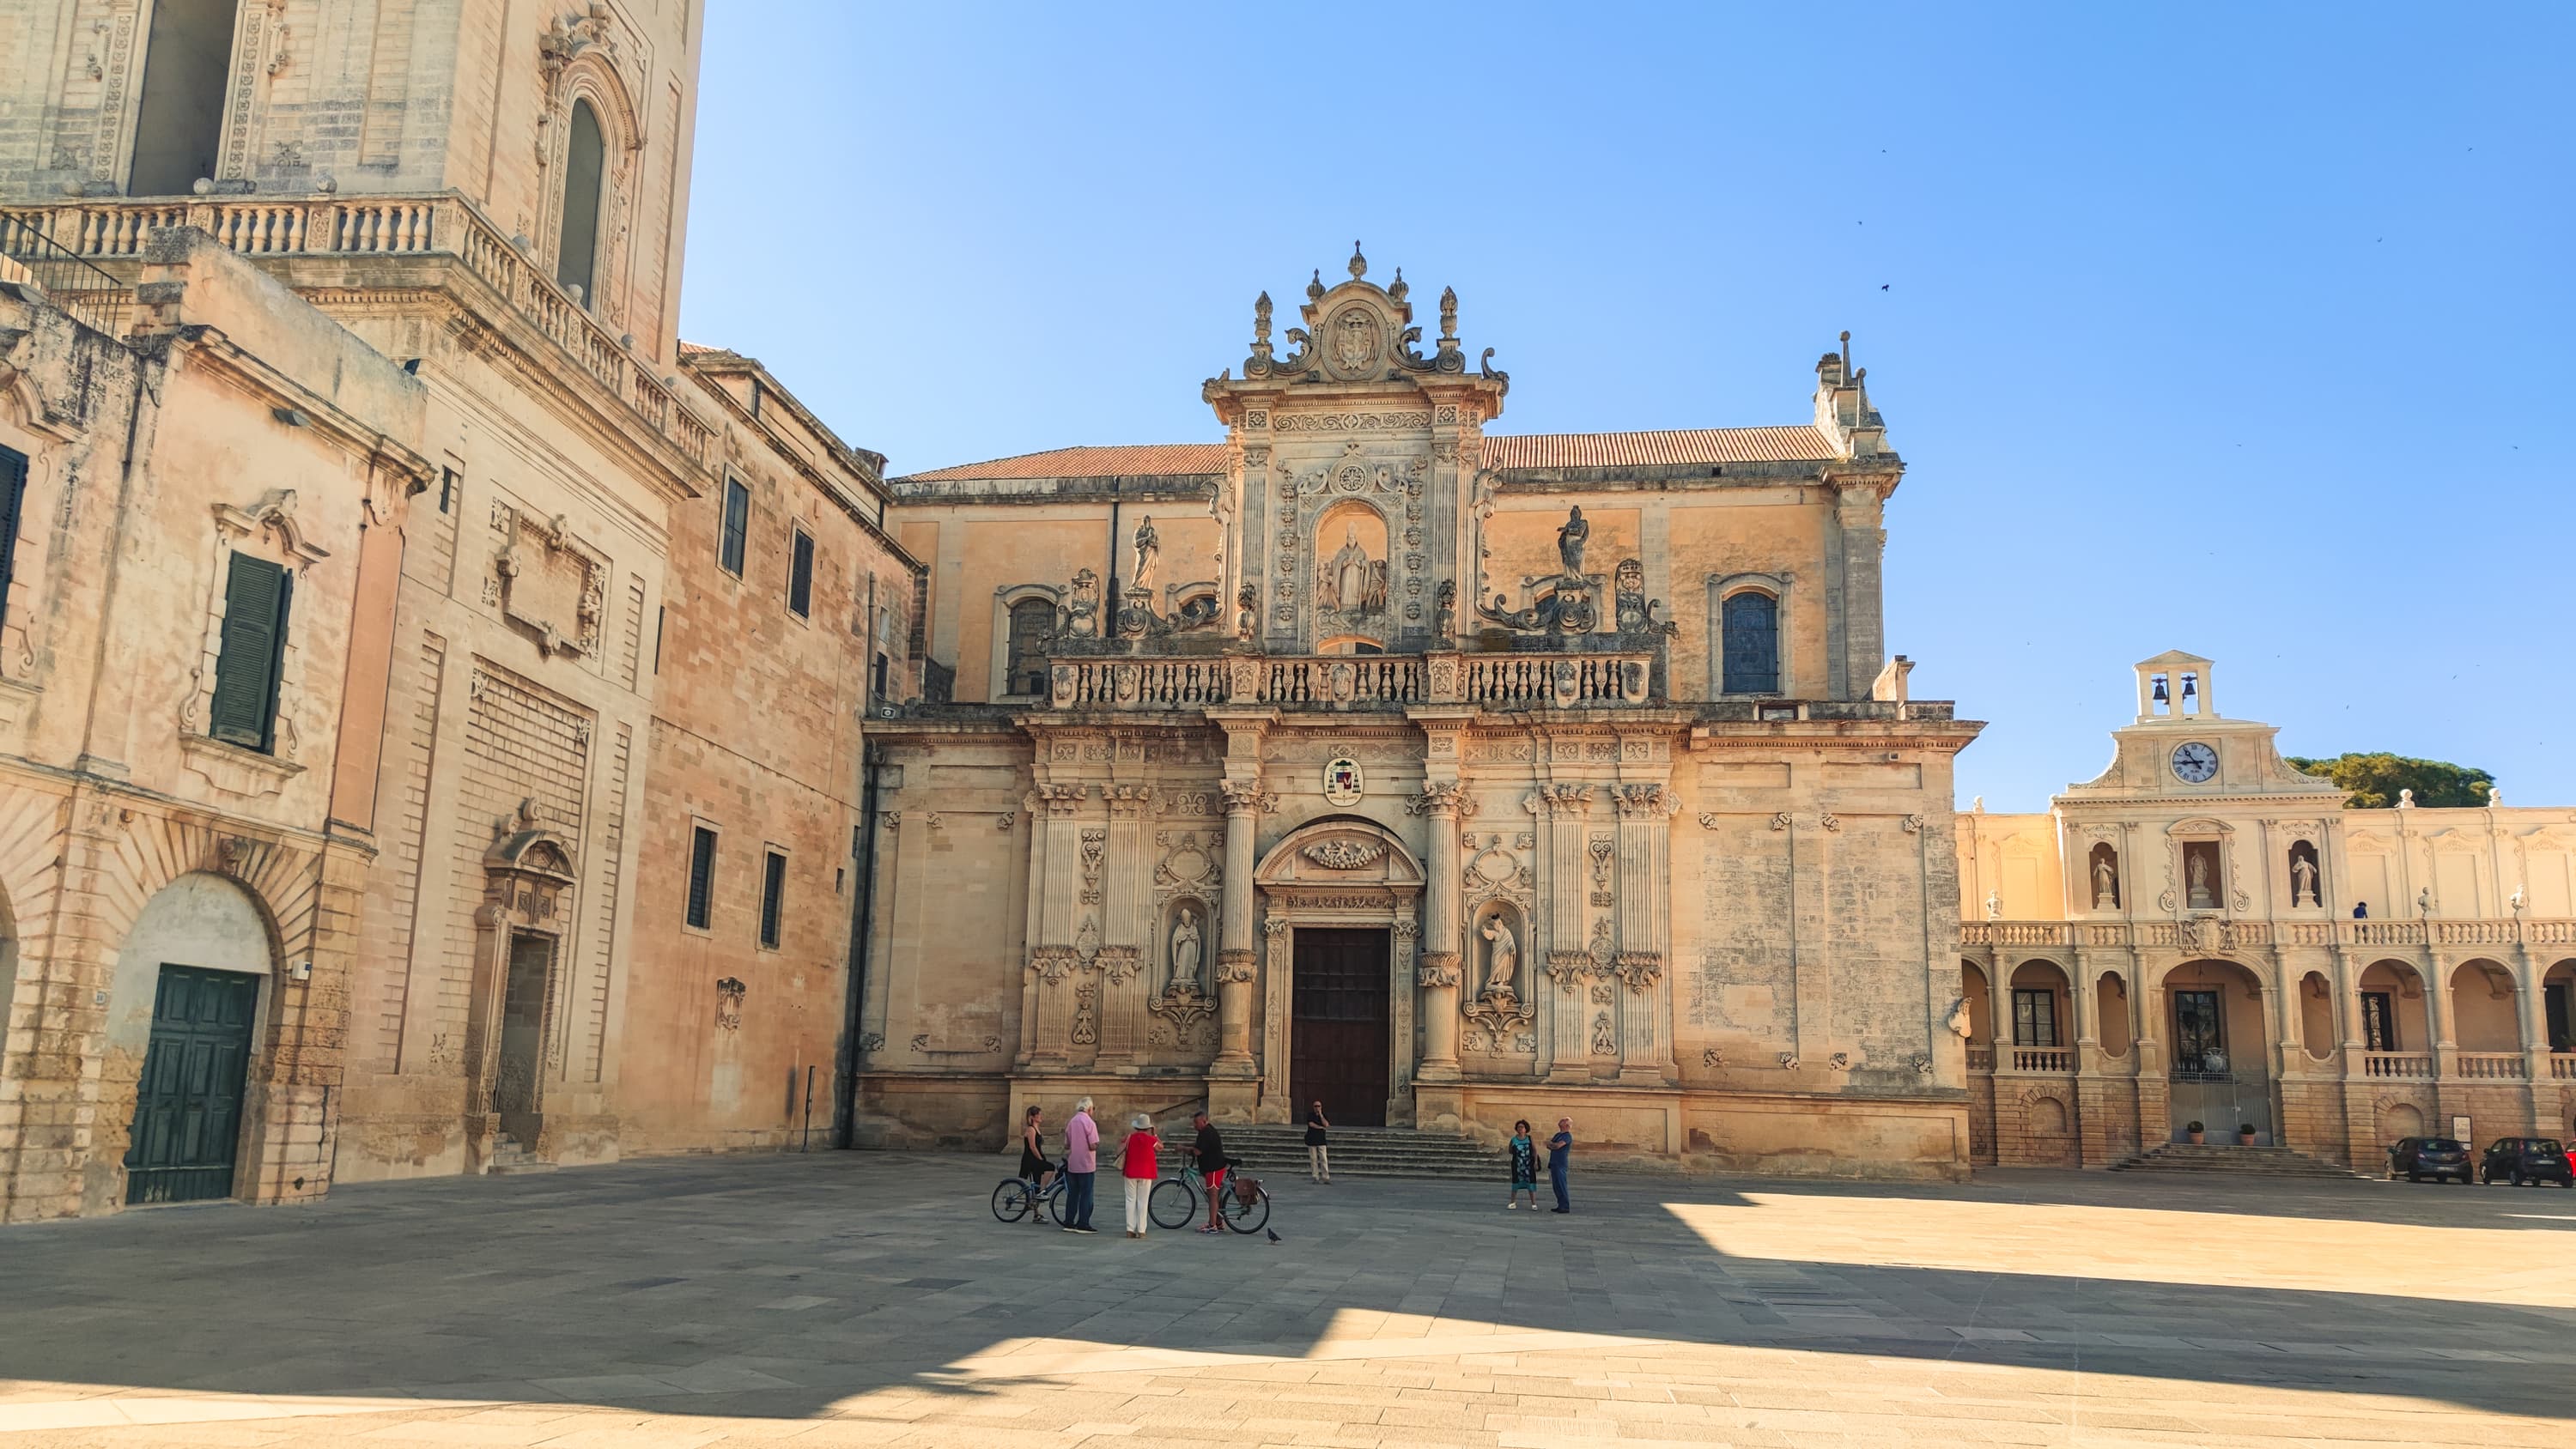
[[3, 1152, 2572, 1446]]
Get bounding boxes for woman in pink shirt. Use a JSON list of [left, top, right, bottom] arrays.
[[1061, 1097, 1100, 1234], [1120, 1113, 1159, 1238]]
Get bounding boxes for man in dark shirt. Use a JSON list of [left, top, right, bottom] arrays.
[[1548, 1117, 1574, 1213], [1193, 1111, 1228, 1234]]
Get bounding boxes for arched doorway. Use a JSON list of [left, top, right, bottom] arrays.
[[2161, 958, 2274, 1144], [110, 873, 276, 1205], [1252, 818, 1424, 1127], [2005, 959, 2073, 1070], [465, 810, 580, 1170], [2355, 960, 2433, 1064]]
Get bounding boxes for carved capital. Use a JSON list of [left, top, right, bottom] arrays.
[[1406, 779, 1467, 818], [1220, 778, 1277, 815], [1613, 784, 1676, 819], [1416, 952, 1461, 990], [1096, 944, 1143, 983], [1546, 950, 1595, 992], [1613, 950, 1663, 995], [1216, 947, 1257, 985]]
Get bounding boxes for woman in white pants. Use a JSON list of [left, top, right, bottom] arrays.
[[1119, 1113, 1158, 1238]]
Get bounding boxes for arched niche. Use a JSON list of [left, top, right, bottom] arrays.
[[1311, 499, 1392, 627]]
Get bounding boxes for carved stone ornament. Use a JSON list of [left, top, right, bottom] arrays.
[[1589, 1013, 1619, 1056], [1303, 838, 1388, 871], [1945, 997, 1974, 1039], [1777, 1052, 1800, 1070], [1614, 951, 1662, 996], [1217, 948, 1258, 985], [491, 505, 608, 657], [1321, 755, 1364, 806], [714, 976, 747, 1031]]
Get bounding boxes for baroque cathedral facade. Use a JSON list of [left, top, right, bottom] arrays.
[[863, 249, 1982, 1175]]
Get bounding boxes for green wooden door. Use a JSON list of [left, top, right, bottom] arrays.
[[124, 966, 259, 1204]]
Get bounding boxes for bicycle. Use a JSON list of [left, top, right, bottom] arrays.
[[991, 1171, 1072, 1227], [1147, 1158, 1270, 1234]]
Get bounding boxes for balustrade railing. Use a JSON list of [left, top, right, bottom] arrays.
[[2451, 1052, 2528, 1081], [1965, 1046, 1996, 1071], [2009, 1047, 2074, 1073], [2553, 1054, 2576, 1081], [1043, 648, 1656, 712], [2361, 1052, 2434, 1079], [1963, 918, 2576, 951], [0, 194, 710, 469]]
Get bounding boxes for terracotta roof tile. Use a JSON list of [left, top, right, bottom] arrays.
[[1481, 427, 1838, 469], [677, 339, 720, 356], [897, 443, 1230, 482], [896, 426, 1839, 483]]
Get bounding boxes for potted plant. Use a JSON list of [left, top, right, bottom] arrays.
[[2238, 1123, 2257, 1146], [2186, 1120, 2205, 1144]]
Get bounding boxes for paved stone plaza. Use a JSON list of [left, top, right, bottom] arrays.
[[3, 1155, 2570, 1447]]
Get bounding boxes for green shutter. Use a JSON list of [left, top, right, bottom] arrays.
[[686, 827, 718, 929], [788, 531, 815, 616], [210, 553, 291, 751], [0, 446, 26, 637]]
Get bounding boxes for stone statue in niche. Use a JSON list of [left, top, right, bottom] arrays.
[[1557, 506, 1590, 576], [2091, 851, 2119, 908], [1170, 906, 1203, 991], [1132, 516, 1159, 587], [1479, 916, 1518, 997], [2290, 849, 2318, 906], [2186, 850, 2215, 909], [1316, 524, 1388, 616]]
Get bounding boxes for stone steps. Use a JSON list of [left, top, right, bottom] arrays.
[[1157, 1125, 1508, 1181], [2109, 1143, 2368, 1179]]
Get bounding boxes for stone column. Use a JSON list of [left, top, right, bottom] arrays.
[[2515, 944, 2550, 1133], [1986, 949, 2013, 1061], [1209, 777, 1266, 1119], [1413, 780, 1466, 1086], [1538, 785, 1596, 1083], [1097, 784, 1154, 1068], [1029, 783, 1088, 1065], [1613, 783, 1677, 1084], [1013, 800, 1043, 1068]]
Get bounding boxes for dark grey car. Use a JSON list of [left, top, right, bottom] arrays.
[[2386, 1137, 2474, 1184]]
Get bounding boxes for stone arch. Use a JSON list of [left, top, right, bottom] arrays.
[[2297, 969, 2336, 1060], [2376, 1097, 2425, 1142], [94, 870, 282, 1207], [2020, 1089, 2071, 1136], [2094, 967, 2133, 1058], [91, 815, 318, 966], [1311, 498, 1392, 631], [2357, 957, 2430, 1052], [1959, 958, 1992, 1046], [2005, 957, 2072, 1049], [1253, 815, 1425, 889], [2445, 957, 2520, 1053], [990, 583, 1062, 700]]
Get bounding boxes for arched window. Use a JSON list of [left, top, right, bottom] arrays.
[[1005, 597, 1055, 696], [1720, 591, 1779, 694], [556, 100, 607, 304]]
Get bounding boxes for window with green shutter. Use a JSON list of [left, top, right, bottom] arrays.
[[0, 445, 26, 635], [685, 826, 718, 929], [719, 477, 749, 577], [209, 552, 292, 752]]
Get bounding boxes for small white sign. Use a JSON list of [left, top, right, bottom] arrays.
[[2451, 1114, 2471, 1143]]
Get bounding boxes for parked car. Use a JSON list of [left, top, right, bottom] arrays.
[[2479, 1137, 2575, 1187], [2386, 1137, 2474, 1183]]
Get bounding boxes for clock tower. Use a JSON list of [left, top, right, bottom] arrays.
[[2052, 651, 2342, 921]]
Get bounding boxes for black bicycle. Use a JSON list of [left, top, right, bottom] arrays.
[[991, 1172, 1072, 1226], [1147, 1158, 1270, 1234]]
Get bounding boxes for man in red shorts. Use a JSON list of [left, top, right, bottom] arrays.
[[1192, 1110, 1229, 1234]]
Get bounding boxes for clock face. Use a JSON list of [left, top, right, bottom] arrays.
[[2171, 742, 2219, 784]]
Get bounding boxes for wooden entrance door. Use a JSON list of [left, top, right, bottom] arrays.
[[123, 965, 258, 1204], [495, 931, 555, 1146], [1290, 928, 1391, 1127]]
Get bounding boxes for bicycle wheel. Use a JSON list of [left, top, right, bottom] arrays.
[[1148, 1176, 1197, 1229], [1048, 1181, 1073, 1227], [1220, 1184, 1271, 1234], [992, 1179, 1034, 1223]]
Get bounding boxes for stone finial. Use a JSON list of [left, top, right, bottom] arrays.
[[1348, 240, 1367, 279], [1438, 286, 1458, 342], [1388, 266, 1407, 302], [1252, 291, 1272, 345], [1307, 269, 1325, 301]]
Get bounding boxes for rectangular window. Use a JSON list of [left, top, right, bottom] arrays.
[[2548, 982, 2571, 1053], [653, 605, 665, 673], [759, 850, 787, 948], [2011, 989, 2058, 1047], [0, 444, 27, 636], [209, 552, 293, 752], [719, 476, 749, 577], [872, 652, 890, 701], [685, 826, 718, 930], [787, 529, 815, 618], [437, 466, 456, 514], [2363, 991, 2398, 1052]]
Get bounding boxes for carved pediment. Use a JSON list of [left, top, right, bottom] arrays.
[[1255, 820, 1424, 889], [2166, 817, 2236, 837]]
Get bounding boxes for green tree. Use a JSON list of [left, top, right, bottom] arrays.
[[2286, 753, 2497, 809]]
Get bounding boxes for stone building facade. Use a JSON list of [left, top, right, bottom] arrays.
[[865, 250, 1984, 1178], [0, 230, 432, 1220], [0, 0, 923, 1219], [1956, 652, 2576, 1168]]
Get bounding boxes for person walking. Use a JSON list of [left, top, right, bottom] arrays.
[[1017, 1105, 1055, 1228], [1062, 1096, 1100, 1234], [1120, 1113, 1159, 1239], [1305, 1100, 1332, 1184], [1506, 1119, 1540, 1210], [1547, 1116, 1574, 1214], [1192, 1110, 1229, 1234]]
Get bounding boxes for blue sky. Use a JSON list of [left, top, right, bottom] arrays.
[[678, 3, 2573, 813]]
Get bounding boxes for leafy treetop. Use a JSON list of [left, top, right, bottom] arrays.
[[2286, 753, 2497, 809]]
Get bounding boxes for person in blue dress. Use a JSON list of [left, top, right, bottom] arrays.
[[1506, 1119, 1539, 1210], [1547, 1117, 1574, 1214]]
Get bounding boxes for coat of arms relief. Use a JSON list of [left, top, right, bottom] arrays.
[[490, 504, 610, 658]]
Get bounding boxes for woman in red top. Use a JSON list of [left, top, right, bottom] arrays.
[[1119, 1114, 1160, 1239]]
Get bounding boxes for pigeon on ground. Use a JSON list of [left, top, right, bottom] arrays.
[[1266, 1228, 1281, 1244]]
